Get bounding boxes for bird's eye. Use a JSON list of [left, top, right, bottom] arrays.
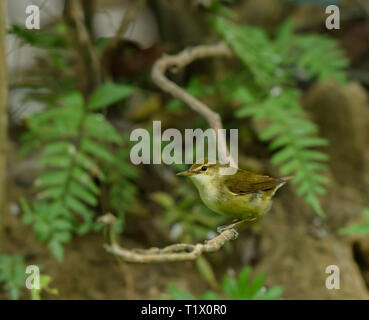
[[201, 166, 207, 171]]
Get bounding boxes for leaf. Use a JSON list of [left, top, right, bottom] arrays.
[[151, 192, 175, 208], [88, 82, 133, 110], [80, 138, 115, 163], [295, 137, 329, 148], [36, 171, 68, 188], [237, 267, 251, 295], [40, 155, 71, 169], [0, 254, 26, 300], [222, 275, 238, 299], [37, 186, 63, 200], [271, 146, 296, 165], [364, 209, 369, 222], [52, 231, 72, 242], [254, 285, 284, 300], [42, 141, 74, 156], [260, 123, 284, 140], [268, 134, 291, 151], [248, 273, 266, 298], [71, 167, 99, 195], [293, 34, 348, 83], [19, 198, 32, 215], [196, 256, 218, 289], [84, 114, 122, 144], [48, 240, 64, 262], [339, 209, 369, 236], [31, 274, 58, 300], [58, 91, 84, 109], [339, 224, 369, 236], [75, 152, 104, 179], [168, 284, 195, 300], [69, 181, 97, 206], [306, 193, 326, 217], [300, 150, 329, 162], [200, 291, 222, 300], [65, 195, 94, 221], [10, 25, 67, 49], [275, 19, 294, 44]]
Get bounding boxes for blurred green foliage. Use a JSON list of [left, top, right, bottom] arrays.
[[195, 16, 346, 217], [0, 254, 26, 300], [166, 16, 348, 217], [339, 209, 369, 236], [168, 266, 283, 300], [19, 84, 135, 261], [0, 254, 57, 300], [9, 24, 68, 49], [30, 274, 58, 300], [211, 16, 348, 217], [10, 0, 349, 267], [10, 20, 141, 261], [151, 183, 225, 241], [104, 147, 139, 233]]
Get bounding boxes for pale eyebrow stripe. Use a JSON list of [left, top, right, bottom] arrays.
[[192, 163, 217, 170], [191, 164, 202, 170]]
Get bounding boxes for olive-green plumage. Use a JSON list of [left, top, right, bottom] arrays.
[[177, 159, 291, 222]]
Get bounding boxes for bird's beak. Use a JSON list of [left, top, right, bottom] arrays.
[[176, 170, 197, 177]]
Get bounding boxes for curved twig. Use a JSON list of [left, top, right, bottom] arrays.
[[151, 43, 236, 166], [101, 214, 238, 263]]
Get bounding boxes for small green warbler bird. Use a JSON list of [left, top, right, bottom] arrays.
[[177, 159, 292, 231]]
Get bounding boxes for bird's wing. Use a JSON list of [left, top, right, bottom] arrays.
[[224, 169, 281, 195]]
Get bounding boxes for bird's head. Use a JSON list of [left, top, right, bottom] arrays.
[[176, 159, 221, 176], [176, 159, 228, 189]]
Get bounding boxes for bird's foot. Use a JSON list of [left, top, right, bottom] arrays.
[[217, 220, 240, 233], [217, 225, 239, 238], [217, 217, 257, 234]]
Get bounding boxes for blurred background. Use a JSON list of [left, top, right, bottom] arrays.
[[1, 0, 369, 300]]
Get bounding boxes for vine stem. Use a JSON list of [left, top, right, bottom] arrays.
[[151, 43, 236, 167], [100, 214, 238, 263]]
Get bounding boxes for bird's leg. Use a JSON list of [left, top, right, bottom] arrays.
[[217, 217, 257, 233], [217, 220, 238, 233]]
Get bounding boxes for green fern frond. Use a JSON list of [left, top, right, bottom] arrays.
[[104, 147, 139, 233], [273, 19, 348, 81], [0, 254, 26, 300], [293, 34, 348, 82], [235, 88, 329, 216], [20, 199, 73, 261], [212, 16, 348, 88], [212, 16, 284, 88], [9, 24, 68, 49], [20, 83, 134, 260], [210, 16, 348, 216]]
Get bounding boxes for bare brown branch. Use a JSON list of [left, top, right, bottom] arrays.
[[151, 43, 236, 166], [64, 0, 102, 94], [101, 214, 238, 263]]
